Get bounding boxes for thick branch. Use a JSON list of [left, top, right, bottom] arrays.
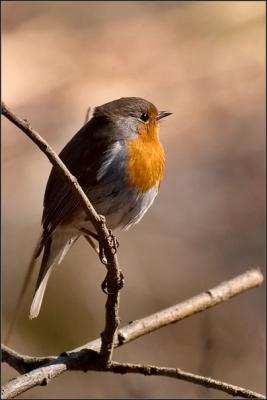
[[2, 102, 121, 365], [2, 269, 264, 399]]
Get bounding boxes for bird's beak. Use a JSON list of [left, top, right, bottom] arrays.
[[156, 111, 172, 120]]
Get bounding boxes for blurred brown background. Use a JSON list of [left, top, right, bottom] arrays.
[[2, 1, 265, 398]]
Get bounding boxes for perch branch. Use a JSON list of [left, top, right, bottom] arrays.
[[2, 268, 264, 399], [1, 101, 121, 365], [1, 349, 265, 399]]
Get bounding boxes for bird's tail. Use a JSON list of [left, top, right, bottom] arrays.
[[4, 233, 44, 344], [4, 230, 77, 344], [29, 230, 78, 319]]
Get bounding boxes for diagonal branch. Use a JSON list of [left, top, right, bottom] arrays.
[[1, 102, 121, 365], [2, 268, 264, 399]]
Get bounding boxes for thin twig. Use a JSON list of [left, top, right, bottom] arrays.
[[112, 267, 264, 347], [1, 269, 264, 399], [1, 346, 52, 374], [1, 363, 68, 399], [108, 362, 265, 399], [2, 102, 121, 365]]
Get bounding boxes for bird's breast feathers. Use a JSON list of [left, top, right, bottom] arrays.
[[126, 123, 165, 192]]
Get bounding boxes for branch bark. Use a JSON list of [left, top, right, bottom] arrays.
[[2, 268, 264, 399], [1, 349, 265, 399], [109, 362, 265, 399]]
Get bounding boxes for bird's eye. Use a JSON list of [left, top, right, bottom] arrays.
[[139, 113, 149, 123]]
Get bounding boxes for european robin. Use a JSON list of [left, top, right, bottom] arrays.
[[11, 97, 172, 324]]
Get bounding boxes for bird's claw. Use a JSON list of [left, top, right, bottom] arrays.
[[101, 271, 124, 295], [107, 230, 119, 254]]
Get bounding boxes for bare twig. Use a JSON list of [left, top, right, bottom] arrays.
[[1, 348, 265, 399], [2, 102, 121, 365], [1, 346, 52, 374], [2, 269, 264, 399], [108, 362, 265, 399], [1, 362, 68, 399], [110, 267, 264, 347]]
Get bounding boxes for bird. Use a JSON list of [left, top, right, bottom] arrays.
[[5, 96, 171, 340]]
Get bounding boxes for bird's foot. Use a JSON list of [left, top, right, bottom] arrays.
[[101, 270, 124, 295]]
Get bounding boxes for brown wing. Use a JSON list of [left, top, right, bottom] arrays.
[[42, 115, 114, 237]]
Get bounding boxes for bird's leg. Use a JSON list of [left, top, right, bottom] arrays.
[[80, 228, 122, 294], [80, 228, 107, 265], [101, 230, 123, 294]]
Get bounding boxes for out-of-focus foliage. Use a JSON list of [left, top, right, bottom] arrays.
[[2, 1, 265, 398]]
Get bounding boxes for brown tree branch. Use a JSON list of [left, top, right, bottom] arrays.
[[2, 268, 264, 399], [1, 348, 265, 399], [108, 362, 265, 399], [1, 346, 52, 374], [1, 101, 121, 366]]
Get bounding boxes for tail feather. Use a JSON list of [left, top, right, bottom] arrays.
[[4, 233, 44, 344], [5, 230, 78, 343], [29, 266, 53, 319], [29, 230, 78, 319], [58, 236, 78, 264]]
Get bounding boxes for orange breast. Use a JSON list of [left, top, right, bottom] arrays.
[[127, 121, 165, 192]]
